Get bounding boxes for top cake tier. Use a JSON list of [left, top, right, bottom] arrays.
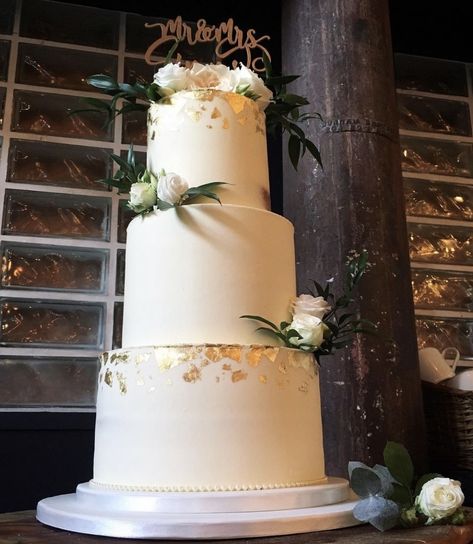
[[147, 90, 271, 210]]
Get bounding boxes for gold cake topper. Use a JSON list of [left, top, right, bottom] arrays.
[[144, 16, 271, 72]]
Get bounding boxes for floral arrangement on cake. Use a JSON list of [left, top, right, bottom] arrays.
[[242, 250, 377, 361], [97, 146, 226, 214], [78, 49, 322, 171], [349, 441, 465, 531]]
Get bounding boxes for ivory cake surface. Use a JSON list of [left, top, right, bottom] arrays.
[[93, 345, 326, 491], [122, 204, 296, 349], [147, 90, 270, 210]]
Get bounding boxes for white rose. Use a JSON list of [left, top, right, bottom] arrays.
[[292, 294, 331, 319], [153, 63, 188, 96], [288, 313, 326, 349], [129, 182, 157, 211], [188, 62, 230, 90], [233, 64, 273, 111], [415, 478, 464, 523], [157, 172, 189, 205]]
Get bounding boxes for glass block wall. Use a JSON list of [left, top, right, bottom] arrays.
[[396, 54, 473, 367], [0, 0, 196, 409]]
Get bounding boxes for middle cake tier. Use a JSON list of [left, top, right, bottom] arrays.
[[122, 204, 296, 348]]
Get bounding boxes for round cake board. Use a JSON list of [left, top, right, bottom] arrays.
[[36, 478, 361, 539]]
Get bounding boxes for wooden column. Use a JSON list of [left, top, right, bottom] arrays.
[[281, 0, 426, 475]]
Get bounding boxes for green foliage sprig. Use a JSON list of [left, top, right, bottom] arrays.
[[349, 442, 465, 531], [262, 53, 323, 170], [99, 146, 227, 216], [242, 250, 376, 358]]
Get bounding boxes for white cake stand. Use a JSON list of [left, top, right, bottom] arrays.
[[36, 477, 361, 539]]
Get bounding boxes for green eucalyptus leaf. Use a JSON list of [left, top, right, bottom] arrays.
[[240, 315, 279, 331], [255, 326, 280, 337], [127, 145, 135, 169], [350, 467, 382, 498], [87, 74, 119, 91], [165, 38, 181, 64], [288, 134, 301, 170], [110, 153, 132, 172], [383, 441, 414, 488], [305, 139, 323, 168], [262, 51, 272, 79], [285, 329, 303, 340], [353, 496, 400, 532], [281, 93, 309, 106], [155, 199, 174, 211], [348, 461, 371, 479]]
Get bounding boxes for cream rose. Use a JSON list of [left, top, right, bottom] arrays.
[[153, 63, 188, 96], [157, 173, 189, 205], [288, 314, 326, 349], [129, 182, 157, 211], [188, 63, 231, 90], [292, 294, 331, 319], [233, 64, 273, 111], [415, 478, 464, 523]]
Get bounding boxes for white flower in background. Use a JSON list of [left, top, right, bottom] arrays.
[[415, 478, 464, 524], [233, 64, 273, 110], [129, 182, 157, 211], [292, 294, 331, 320], [288, 314, 326, 349], [154, 63, 188, 96], [157, 172, 189, 205]]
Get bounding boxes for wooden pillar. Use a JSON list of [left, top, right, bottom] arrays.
[[281, 0, 426, 475]]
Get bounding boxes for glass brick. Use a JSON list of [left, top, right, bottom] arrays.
[[116, 249, 125, 295], [117, 204, 134, 243], [401, 136, 473, 178], [7, 139, 111, 191], [0, 0, 15, 35], [0, 299, 104, 348], [122, 109, 147, 145], [0, 357, 98, 407], [16, 43, 117, 92], [0, 87, 5, 129], [124, 57, 156, 86], [2, 190, 111, 241], [412, 269, 473, 311], [113, 302, 123, 349], [395, 54, 468, 96], [404, 178, 473, 221], [12, 90, 113, 141], [20, 0, 119, 49], [416, 317, 473, 359], [1, 242, 108, 293], [408, 223, 473, 265], [0, 40, 10, 81], [398, 94, 471, 136], [125, 14, 215, 62]]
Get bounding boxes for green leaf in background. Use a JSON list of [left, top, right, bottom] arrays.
[[383, 441, 414, 488]]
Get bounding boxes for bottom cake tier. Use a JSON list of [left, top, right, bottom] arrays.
[[92, 344, 326, 491]]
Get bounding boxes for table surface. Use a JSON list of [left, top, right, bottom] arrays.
[[1, 510, 473, 544]]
